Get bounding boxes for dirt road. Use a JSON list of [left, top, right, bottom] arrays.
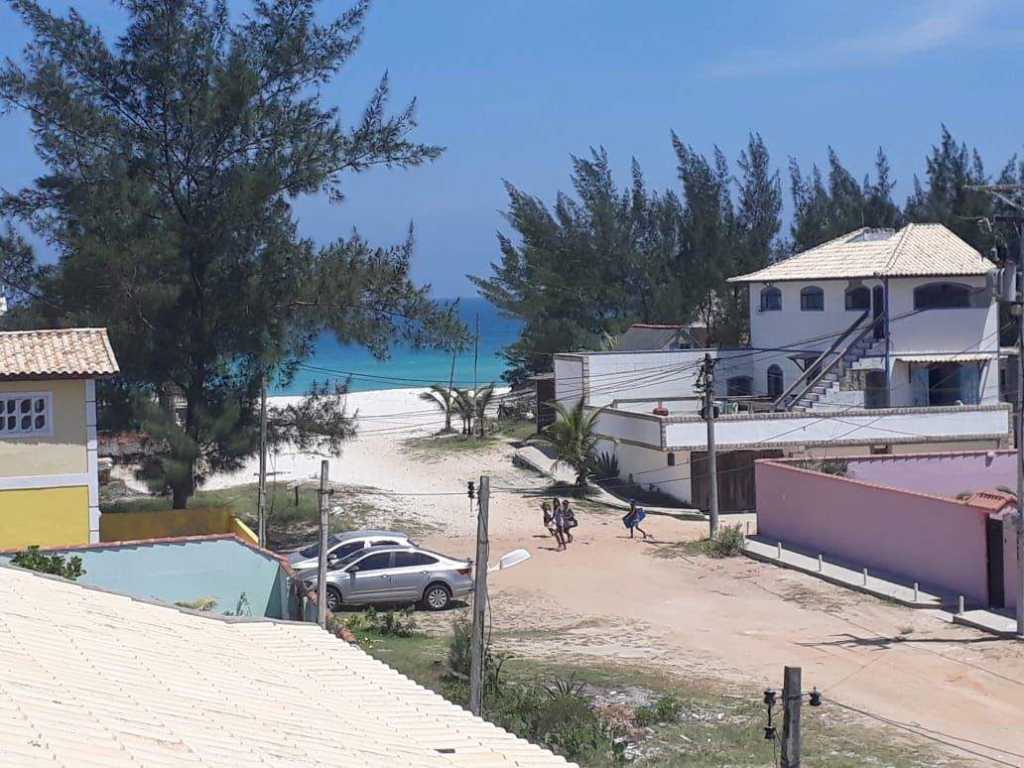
[[426, 509, 1024, 766]]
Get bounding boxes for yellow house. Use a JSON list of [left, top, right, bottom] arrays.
[[0, 328, 119, 548]]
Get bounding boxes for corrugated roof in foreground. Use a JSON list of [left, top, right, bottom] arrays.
[[0, 566, 572, 767], [0, 327, 119, 379], [728, 223, 995, 283]]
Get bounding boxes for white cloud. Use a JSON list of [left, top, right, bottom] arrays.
[[709, 0, 996, 78]]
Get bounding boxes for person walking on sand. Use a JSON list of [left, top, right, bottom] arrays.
[[622, 499, 649, 540], [541, 501, 557, 537], [551, 499, 567, 551], [561, 498, 578, 544]]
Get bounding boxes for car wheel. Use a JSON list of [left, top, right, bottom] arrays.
[[326, 586, 342, 612], [422, 583, 452, 611]]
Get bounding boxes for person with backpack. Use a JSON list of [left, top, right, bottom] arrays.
[[622, 499, 649, 540], [561, 498, 578, 544], [551, 499, 567, 551]]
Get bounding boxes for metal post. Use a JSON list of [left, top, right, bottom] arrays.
[[469, 475, 490, 716], [316, 460, 329, 629], [780, 666, 802, 768], [703, 353, 719, 539], [257, 372, 268, 548], [1017, 246, 1024, 638]]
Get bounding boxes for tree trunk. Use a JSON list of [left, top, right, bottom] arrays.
[[172, 483, 191, 510]]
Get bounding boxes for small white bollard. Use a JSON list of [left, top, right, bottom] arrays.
[[745, 521, 750, 535], [777, 541, 783, 559], [913, 582, 919, 602], [817, 554, 823, 572], [862, 568, 868, 586], [957, 595, 965, 614]]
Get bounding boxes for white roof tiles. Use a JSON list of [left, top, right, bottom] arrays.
[[728, 223, 995, 283], [0, 567, 573, 767]]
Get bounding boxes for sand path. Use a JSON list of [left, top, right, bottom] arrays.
[[210, 386, 1024, 765]]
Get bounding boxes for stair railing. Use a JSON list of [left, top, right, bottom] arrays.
[[772, 309, 871, 411]]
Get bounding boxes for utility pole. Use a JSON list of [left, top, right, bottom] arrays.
[[701, 353, 720, 539], [316, 459, 330, 629], [966, 183, 1024, 637], [257, 371, 268, 548], [469, 475, 490, 716], [780, 665, 802, 768]]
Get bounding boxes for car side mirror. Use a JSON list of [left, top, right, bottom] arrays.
[[347, 566, 359, 574]]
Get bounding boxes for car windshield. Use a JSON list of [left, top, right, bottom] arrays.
[[298, 534, 343, 559]]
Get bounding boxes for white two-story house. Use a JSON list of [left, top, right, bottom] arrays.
[[731, 223, 1000, 411], [551, 224, 1011, 509]]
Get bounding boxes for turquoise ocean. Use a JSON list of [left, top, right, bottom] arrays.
[[276, 297, 522, 395]]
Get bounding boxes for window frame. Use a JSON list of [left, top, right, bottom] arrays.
[[800, 286, 824, 312], [913, 282, 972, 311], [760, 286, 782, 312], [845, 286, 871, 311], [0, 391, 53, 439]]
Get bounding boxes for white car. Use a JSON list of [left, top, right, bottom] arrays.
[[287, 530, 412, 574]]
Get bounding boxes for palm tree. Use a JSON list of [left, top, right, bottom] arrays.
[[419, 384, 456, 433], [452, 387, 476, 435], [474, 383, 497, 437], [539, 399, 602, 489]]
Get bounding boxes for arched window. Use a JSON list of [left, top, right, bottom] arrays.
[[760, 286, 782, 312], [767, 365, 784, 398], [800, 286, 824, 311], [845, 286, 870, 311], [913, 282, 971, 310]]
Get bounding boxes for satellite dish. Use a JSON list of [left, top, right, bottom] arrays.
[[488, 548, 531, 574]]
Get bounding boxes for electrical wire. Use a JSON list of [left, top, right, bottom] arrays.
[[827, 698, 1022, 767]]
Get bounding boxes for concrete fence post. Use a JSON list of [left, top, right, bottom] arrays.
[[957, 595, 965, 614], [862, 568, 868, 586], [817, 554, 823, 572], [777, 541, 783, 559], [913, 582, 919, 602]]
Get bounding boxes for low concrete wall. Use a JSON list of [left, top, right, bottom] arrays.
[[755, 461, 990, 604], [100, 507, 253, 544], [2, 535, 291, 618]]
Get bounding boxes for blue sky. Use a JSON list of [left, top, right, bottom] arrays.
[[0, 0, 1022, 297]]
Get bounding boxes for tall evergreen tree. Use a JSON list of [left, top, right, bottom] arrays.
[[0, 0, 462, 507]]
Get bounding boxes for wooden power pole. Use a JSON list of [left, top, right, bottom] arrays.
[[701, 353, 720, 538], [256, 372, 268, 548], [469, 475, 490, 716], [316, 459, 330, 629], [781, 665, 802, 768]]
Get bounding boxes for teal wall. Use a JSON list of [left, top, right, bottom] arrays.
[[3, 538, 290, 618]]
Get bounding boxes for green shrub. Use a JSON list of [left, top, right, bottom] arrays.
[[704, 524, 745, 558], [633, 694, 682, 727], [590, 450, 620, 481], [347, 606, 418, 638], [11, 546, 85, 580]]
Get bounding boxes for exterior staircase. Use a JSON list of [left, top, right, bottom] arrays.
[[774, 310, 880, 412], [791, 334, 877, 411]]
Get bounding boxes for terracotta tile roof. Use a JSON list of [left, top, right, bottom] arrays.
[[728, 224, 995, 283], [963, 490, 1016, 512], [0, 327, 119, 379], [0, 566, 573, 767]]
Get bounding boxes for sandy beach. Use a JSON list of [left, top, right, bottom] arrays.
[[205, 386, 541, 538]]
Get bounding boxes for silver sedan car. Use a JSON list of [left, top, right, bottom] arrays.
[[302, 544, 473, 611]]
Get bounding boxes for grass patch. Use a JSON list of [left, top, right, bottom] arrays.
[[352, 619, 957, 768], [403, 419, 537, 461], [101, 481, 436, 551], [652, 526, 746, 560]]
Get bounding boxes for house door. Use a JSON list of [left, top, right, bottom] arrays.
[[691, 449, 784, 512], [986, 517, 1005, 609], [872, 286, 885, 340]]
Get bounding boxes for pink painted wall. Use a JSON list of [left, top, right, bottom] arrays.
[[756, 462, 991, 605], [841, 451, 1015, 498]]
